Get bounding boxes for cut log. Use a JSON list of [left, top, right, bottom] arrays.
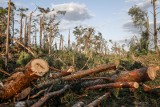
[[143, 84, 160, 94], [112, 66, 159, 82], [86, 82, 139, 90], [31, 85, 70, 107], [0, 59, 49, 99], [62, 64, 116, 81], [86, 92, 111, 107]]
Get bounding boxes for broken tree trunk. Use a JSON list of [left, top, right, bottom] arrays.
[[86, 82, 139, 90], [0, 59, 49, 99], [111, 66, 159, 82], [31, 85, 70, 107], [62, 64, 116, 81], [86, 92, 111, 107]]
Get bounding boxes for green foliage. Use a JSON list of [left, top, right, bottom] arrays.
[[119, 59, 143, 70], [128, 5, 147, 30], [16, 51, 32, 66], [128, 6, 149, 54], [42, 55, 63, 69]]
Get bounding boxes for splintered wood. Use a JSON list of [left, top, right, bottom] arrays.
[[0, 59, 49, 99]]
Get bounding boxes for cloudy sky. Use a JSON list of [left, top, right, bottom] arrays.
[[1, 0, 160, 44]]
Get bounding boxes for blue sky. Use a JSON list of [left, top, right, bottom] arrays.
[[1, 0, 160, 45]]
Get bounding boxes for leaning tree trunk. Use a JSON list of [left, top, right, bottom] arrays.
[[0, 59, 49, 99]]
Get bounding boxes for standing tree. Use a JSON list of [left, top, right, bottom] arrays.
[[5, 0, 11, 70], [24, 15, 28, 46], [128, 6, 150, 54], [152, 0, 159, 55], [68, 29, 71, 49], [17, 8, 28, 43], [10, 2, 16, 44], [84, 27, 94, 54], [73, 26, 86, 52]]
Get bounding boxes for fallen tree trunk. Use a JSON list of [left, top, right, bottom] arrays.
[[81, 79, 106, 88], [49, 66, 61, 72], [62, 64, 116, 81], [86, 92, 111, 107], [81, 77, 113, 81], [31, 85, 70, 107], [111, 66, 159, 82], [0, 59, 49, 99], [52, 71, 71, 79], [37, 64, 115, 88], [86, 82, 139, 90]]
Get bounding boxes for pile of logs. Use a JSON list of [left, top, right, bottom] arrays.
[[0, 59, 159, 107]]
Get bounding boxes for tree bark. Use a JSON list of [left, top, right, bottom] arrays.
[[86, 82, 139, 90], [0, 59, 49, 99], [112, 66, 159, 82], [5, 0, 11, 70], [28, 12, 32, 47], [49, 15, 53, 54], [52, 71, 71, 79], [68, 29, 70, 49], [39, 16, 43, 49], [19, 13, 23, 43], [81, 79, 106, 88], [24, 16, 28, 46], [62, 64, 116, 81], [153, 0, 159, 55]]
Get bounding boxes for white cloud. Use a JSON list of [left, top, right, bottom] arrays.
[[125, 0, 139, 3], [51, 2, 94, 21], [136, 0, 152, 10]]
